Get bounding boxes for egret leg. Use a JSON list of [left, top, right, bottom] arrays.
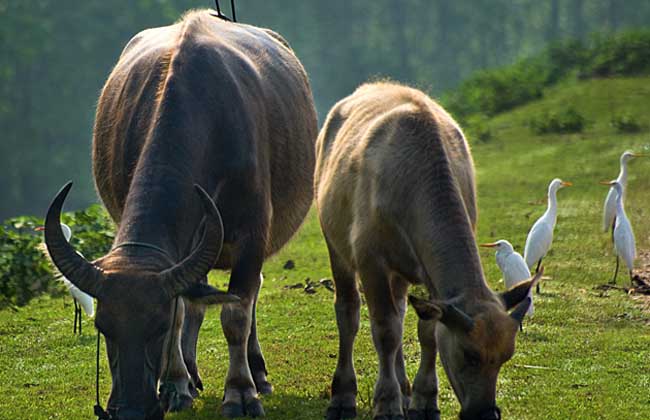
[[535, 259, 543, 294], [610, 219, 616, 245], [78, 305, 82, 335], [519, 322, 523, 332], [73, 300, 79, 335], [610, 256, 620, 285], [629, 270, 634, 288]]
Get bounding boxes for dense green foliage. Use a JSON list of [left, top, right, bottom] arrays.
[[0, 205, 114, 308], [445, 29, 650, 120], [529, 107, 586, 135], [1, 76, 649, 419], [3, 0, 650, 219]]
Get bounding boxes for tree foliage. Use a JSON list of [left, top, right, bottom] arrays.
[[2, 0, 650, 219]]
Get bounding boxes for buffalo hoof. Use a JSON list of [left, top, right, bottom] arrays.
[[255, 380, 273, 395], [407, 408, 441, 420], [222, 401, 245, 418], [374, 415, 405, 420], [326, 405, 357, 420], [222, 398, 265, 418], [169, 395, 193, 412]]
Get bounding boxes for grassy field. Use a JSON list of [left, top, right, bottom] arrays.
[[1, 76, 650, 419]]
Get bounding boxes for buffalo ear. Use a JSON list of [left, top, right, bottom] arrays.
[[181, 283, 240, 305], [408, 295, 443, 321], [510, 297, 532, 325], [500, 268, 543, 310]]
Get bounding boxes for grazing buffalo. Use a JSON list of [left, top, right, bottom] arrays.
[[44, 10, 317, 419], [315, 82, 537, 420]]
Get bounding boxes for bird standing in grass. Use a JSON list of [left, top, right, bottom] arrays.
[[524, 178, 572, 293], [481, 240, 533, 329], [600, 181, 636, 285], [602, 151, 647, 237], [36, 224, 94, 334]]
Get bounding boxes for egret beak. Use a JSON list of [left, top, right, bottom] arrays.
[[34, 226, 45, 232], [631, 153, 649, 158], [561, 181, 573, 187], [480, 243, 498, 248], [599, 180, 615, 186]]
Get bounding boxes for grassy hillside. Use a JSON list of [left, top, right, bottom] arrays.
[[1, 76, 650, 419]]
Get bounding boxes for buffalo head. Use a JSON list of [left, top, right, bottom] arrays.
[[409, 270, 542, 420], [43, 182, 239, 419]]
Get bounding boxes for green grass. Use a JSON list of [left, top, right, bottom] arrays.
[[2, 76, 650, 419]]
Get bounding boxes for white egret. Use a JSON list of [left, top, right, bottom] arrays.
[[600, 181, 636, 285], [36, 224, 94, 334], [602, 151, 647, 236], [481, 240, 533, 330], [524, 178, 572, 293]]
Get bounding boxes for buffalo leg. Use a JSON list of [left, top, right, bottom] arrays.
[[248, 274, 272, 395], [161, 298, 194, 412], [392, 277, 411, 413], [362, 263, 404, 419], [221, 243, 265, 418], [408, 316, 440, 420], [181, 297, 207, 397], [326, 240, 360, 420]]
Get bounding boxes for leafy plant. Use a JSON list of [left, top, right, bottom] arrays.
[[529, 107, 586, 135], [0, 205, 114, 308], [610, 114, 644, 133]]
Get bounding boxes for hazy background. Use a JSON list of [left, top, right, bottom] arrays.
[[2, 0, 650, 219]]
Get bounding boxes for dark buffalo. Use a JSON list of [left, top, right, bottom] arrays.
[[44, 9, 317, 419]]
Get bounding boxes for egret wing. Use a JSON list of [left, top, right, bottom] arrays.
[[62, 277, 95, 317], [603, 188, 616, 232], [524, 220, 553, 269]]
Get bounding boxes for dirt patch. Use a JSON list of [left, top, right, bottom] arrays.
[[595, 250, 650, 309]]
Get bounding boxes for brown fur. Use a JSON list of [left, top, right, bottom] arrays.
[[88, 10, 317, 417], [316, 82, 531, 420]]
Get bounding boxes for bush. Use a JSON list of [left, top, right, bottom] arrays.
[[444, 30, 650, 119], [465, 114, 493, 143], [0, 205, 114, 308], [610, 114, 644, 133], [583, 31, 650, 78], [529, 107, 586, 135]]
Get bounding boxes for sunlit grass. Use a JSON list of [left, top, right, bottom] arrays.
[[1, 77, 650, 419]]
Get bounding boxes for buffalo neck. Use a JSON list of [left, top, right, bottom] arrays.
[[113, 141, 205, 262], [414, 188, 493, 303]]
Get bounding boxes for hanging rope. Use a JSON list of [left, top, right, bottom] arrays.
[[213, 0, 237, 22], [94, 332, 112, 419]]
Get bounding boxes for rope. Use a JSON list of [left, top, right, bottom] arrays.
[[111, 241, 176, 264], [94, 332, 111, 419], [213, 0, 237, 22]]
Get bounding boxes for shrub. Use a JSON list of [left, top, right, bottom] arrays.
[[0, 204, 114, 308], [529, 107, 586, 135], [465, 114, 493, 143], [583, 30, 650, 78], [610, 114, 644, 133], [444, 30, 650, 119]]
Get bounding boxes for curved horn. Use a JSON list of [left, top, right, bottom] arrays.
[[160, 184, 225, 297], [44, 182, 105, 298]]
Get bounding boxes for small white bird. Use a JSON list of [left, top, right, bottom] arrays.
[[524, 178, 572, 293], [600, 181, 636, 285], [481, 240, 534, 320], [602, 151, 647, 235], [36, 223, 94, 334]]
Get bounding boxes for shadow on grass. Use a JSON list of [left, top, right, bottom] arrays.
[[169, 392, 373, 420]]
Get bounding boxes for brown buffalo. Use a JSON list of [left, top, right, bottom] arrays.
[[44, 10, 317, 420], [315, 82, 537, 420]]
